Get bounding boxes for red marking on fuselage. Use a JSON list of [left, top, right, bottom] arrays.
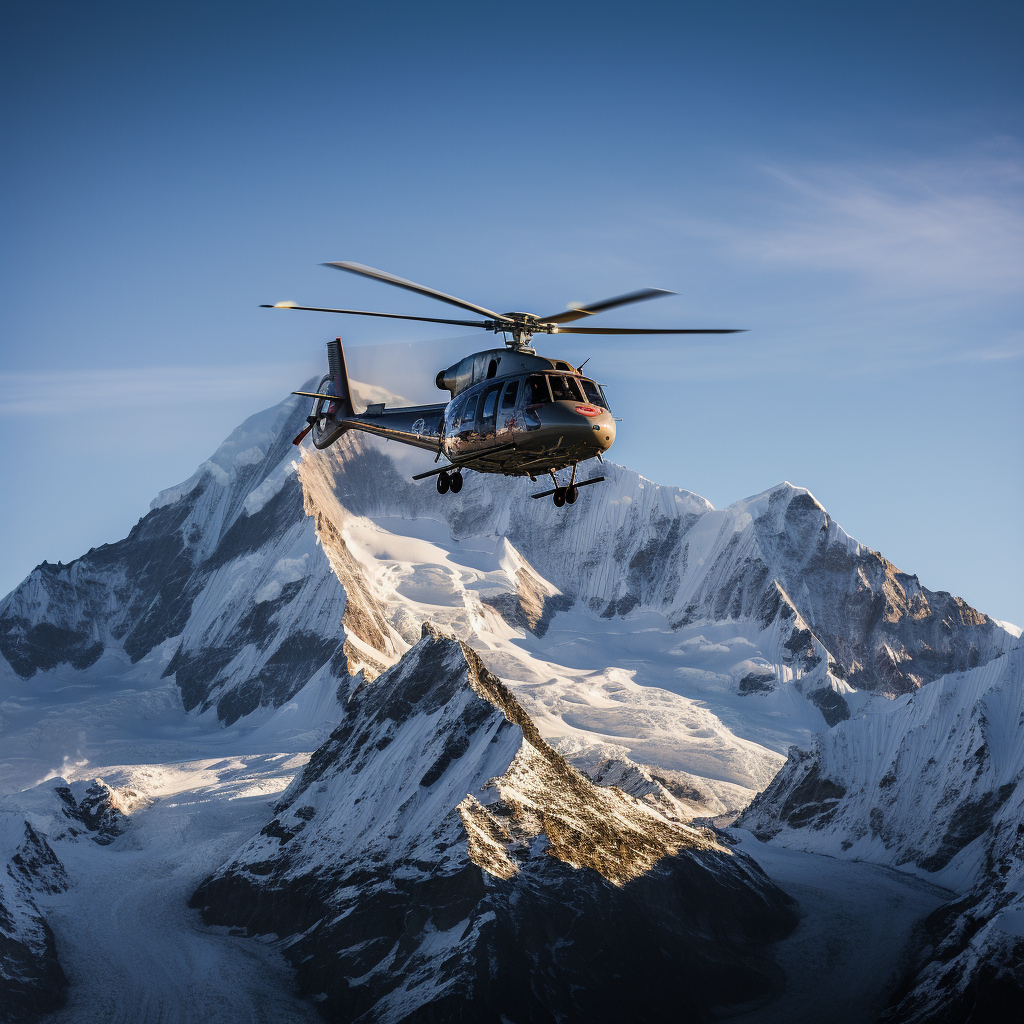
[[575, 405, 600, 417]]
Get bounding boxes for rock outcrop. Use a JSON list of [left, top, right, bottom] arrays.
[[739, 643, 1024, 1023], [0, 818, 69, 1021], [191, 628, 797, 1022]]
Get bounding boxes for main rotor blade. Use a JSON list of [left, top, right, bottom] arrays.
[[323, 262, 512, 323], [540, 288, 674, 325], [260, 303, 489, 328], [554, 326, 746, 334]]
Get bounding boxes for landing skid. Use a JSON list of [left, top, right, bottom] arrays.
[[531, 476, 605, 500], [411, 442, 517, 481]]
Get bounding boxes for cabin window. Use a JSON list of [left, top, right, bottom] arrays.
[[461, 395, 476, 427], [500, 380, 519, 409], [481, 385, 501, 421], [525, 374, 551, 404], [580, 378, 610, 410], [547, 374, 584, 402]]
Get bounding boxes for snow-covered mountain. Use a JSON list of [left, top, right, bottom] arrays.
[[0, 383, 349, 728], [2, 383, 1013, 809], [192, 625, 797, 1022], [739, 642, 1024, 1022], [0, 777, 138, 1021], [0, 384, 1019, 1021]]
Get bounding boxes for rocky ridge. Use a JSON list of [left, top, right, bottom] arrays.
[[0, 777, 140, 1020], [192, 626, 797, 1023], [739, 642, 1024, 1022]]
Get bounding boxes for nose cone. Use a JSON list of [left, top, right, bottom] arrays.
[[593, 410, 615, 451], [569, 404, 615, 451], [542, 400, 616, 454]]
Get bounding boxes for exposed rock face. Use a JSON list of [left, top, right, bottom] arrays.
[[472, 540, 574, 640], [0, 820, 69, 1021], [551, 739, 753, 823], [747, 488, 1002, 695], [0, 390, 358, 724], [884, 869, 1024, 1024], [191, 628, 797, 1022], [739, 643, 1024, 1022], [54, 779, 144, 845]]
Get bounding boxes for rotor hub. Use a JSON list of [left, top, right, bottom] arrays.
[[492, 312, 552, 352]]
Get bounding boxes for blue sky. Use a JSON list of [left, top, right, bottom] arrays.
[[2, 1, 1022, 624]]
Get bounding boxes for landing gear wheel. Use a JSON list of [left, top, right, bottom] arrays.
[[436, 472, 451, 495], [553, 487, 566, 508], [565, 484, 578, 504], [449, 471, 463, 494]]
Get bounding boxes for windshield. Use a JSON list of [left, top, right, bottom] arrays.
[[547, 374, 585, 402], [525, 375, 551, 404], [580, 378, 610, 411]]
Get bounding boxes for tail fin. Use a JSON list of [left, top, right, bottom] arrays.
[[327, 337, 355, 417]]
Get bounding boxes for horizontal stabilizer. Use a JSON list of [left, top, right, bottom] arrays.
[[293, 391, 340, 401]]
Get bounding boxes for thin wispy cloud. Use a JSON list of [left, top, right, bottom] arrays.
[[0, 363, 312, 417], [730, 151, 1024, 301]]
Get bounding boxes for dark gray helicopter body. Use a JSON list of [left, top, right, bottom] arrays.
[[270, 262, 740, 506]]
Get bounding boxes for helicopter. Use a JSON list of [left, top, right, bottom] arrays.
[[265, 262, 742, 507]]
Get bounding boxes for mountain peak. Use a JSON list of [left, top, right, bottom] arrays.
[[190, 626, 797, 1021]]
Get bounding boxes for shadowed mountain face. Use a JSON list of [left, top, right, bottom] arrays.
[[0, 392, 357, 725], [739, 644, 1024, 1023], [0, 778, 140, 1021], [191, 628, 797, 1023], [0, 820, 68, 1021]]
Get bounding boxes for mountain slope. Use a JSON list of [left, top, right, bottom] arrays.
[[0, 817, 68, 1022], [1, 385, 1019, 1022], [0, 776, 143, 1021], [0, 386, 399, 727], [191, 626, 797, 1023], [1, 385, 1016, 823], [739, 643, 1024, 1023], [304, 435, 1014, 700]]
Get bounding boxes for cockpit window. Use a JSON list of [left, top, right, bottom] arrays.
[[525, 374, 551, 404], [580, 378, 610, 410], [448, 396, 465, 427], [547, 374, 585, 402]]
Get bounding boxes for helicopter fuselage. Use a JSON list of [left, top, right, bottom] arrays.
[[277, 259, 739, 503], [307, 342, 615, 481]]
